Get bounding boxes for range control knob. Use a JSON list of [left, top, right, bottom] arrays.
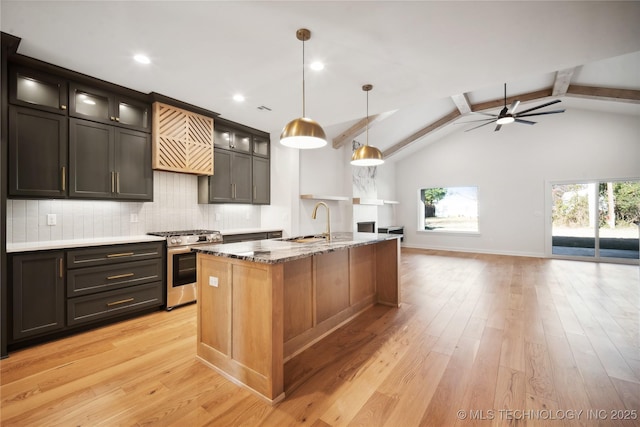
[[170, 238, 177, 245], [175, 238, 182, 245]]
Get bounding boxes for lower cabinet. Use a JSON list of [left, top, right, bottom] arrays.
[[222, 230, 282, 243], [66, 242, 164, 326], [8, 242, 164, 349], [11, 251, 65, 340]]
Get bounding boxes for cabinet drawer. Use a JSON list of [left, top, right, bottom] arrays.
[[67, 242, 163, 268], [67, 259, 162, 297], [67, 281, 163, 326]]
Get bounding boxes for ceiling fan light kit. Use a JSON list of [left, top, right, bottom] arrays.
[[280, 28, 328, 149], [462, 83, 566, 132], [351, 84, 384, 166]]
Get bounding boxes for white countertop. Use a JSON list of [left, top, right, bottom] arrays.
[[7, 235, 166, 253]]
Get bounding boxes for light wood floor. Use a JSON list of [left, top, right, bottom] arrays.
[[2, 249, 639, 426]]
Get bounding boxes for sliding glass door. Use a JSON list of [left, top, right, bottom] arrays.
[[551, 180, 639, 263]]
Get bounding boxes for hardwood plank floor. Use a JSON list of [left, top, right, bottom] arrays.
[[2, 249, 639, 426]]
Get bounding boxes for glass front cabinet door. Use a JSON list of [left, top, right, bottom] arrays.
[[69, 83, 150, 131], [9, 66, 68, 115]]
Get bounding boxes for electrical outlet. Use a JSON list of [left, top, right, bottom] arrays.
[[130, 213, 139, 223], [209, 276, 219, 287], [47, 214, 57, 226]]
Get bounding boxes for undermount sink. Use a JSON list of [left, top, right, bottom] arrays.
[[280, 235, 329, 244], [280, 233, 356, 244], [292, 237, 327, 243]]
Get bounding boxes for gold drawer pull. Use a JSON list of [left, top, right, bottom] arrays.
[[106, 273, 135, 280], [107, 298, 134, 307], [107, 252, 134, 258]]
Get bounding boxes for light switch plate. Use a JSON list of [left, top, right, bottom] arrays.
[[209, 276, 219, 287], [47, 214, 57, 226]]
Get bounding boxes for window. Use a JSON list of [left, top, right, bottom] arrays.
[[419, 186, 479, 233]]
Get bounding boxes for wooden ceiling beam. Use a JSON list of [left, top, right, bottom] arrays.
[[566, 85, 640, 103], [332, 110, 397, 149], [451, 93, 472, 114], [383, 109, 460, 158], [378, 79, 638, 159], [552, 67, 577, 96], [471, 88, 554, 112]]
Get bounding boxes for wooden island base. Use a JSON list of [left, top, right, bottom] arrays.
[[196, 238, 400, 403]]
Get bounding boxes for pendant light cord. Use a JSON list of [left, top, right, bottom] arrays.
[[366, 89, 369, 146], [302, 38, 306, 118]]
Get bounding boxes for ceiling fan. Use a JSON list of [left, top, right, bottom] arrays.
[[462, 83, 566, 132]]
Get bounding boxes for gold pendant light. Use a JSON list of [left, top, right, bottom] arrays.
[[351, 84, 384, 166], [280, 28, 327, 149]]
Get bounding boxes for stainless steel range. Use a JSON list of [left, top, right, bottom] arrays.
[[148, 230, 223, 310]]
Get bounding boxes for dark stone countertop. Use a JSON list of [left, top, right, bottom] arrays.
[[191, 232, 400, 264]]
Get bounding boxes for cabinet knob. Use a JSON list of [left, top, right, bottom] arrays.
[[60, 105, 67, 110], [115, 117, 120, 122], [110, 116, 116, 121]]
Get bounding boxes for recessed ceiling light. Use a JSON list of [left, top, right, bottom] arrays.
[[233, 94, 245, 102], [133, 54, 151, 64], [310, 61, 324, 71]]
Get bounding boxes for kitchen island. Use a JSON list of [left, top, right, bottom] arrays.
[[192, 232, 401, 403]]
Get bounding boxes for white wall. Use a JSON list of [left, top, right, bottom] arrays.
[[298, 144, 352, 236], [395, 108, 640, 257]]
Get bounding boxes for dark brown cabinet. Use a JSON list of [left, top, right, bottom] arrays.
[[66, 242, 164, 327], [8, 242, 164, 350], [10, 251, 65, 340], [200, 120, 270, 205], [252, 156, 270, 205], [213, 125, 252, 153], [8, 106, 68, 198], [69, 82, 150, 132], [252, 135, 270, 157], [69, 118, 152, 201], [9, 66, 68, 114], [198, 148, 252, 203], [7, 63, 153, 201]]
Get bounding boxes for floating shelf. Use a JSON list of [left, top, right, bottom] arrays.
[[300, 194, 350, 201], [383, 200, 400, 205], [352, 198, 384, 205]]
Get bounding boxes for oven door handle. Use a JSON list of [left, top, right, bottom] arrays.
[[167, 246, 194, 255]]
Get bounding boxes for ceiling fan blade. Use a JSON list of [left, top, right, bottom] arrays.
[[471, 111, 499, 117], [515, 118, 536, 125], [517, 109, 566, 118], [509, 100, 520, 114], [515, 99, 562, 115], [494, 124, 502, 132], [465, 120, 497, 132], [455, 117, 497, 124]]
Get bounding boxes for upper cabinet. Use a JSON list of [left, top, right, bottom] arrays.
[[214, 125, 252, 153], [6, 60, 153, 201], [8, 106, 68, 198], [199, 120, 271, 205], [152, 102, 214, 175], [9, 66, 68, 115], [68, 119, 152, 200], [69, 82, 150, 132], [252, 135, 270, 158]]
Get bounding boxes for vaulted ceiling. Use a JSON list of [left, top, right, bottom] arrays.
[[2, 1, 639, 161]]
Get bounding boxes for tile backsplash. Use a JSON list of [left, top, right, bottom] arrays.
[[6, 171, 261, 243]]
